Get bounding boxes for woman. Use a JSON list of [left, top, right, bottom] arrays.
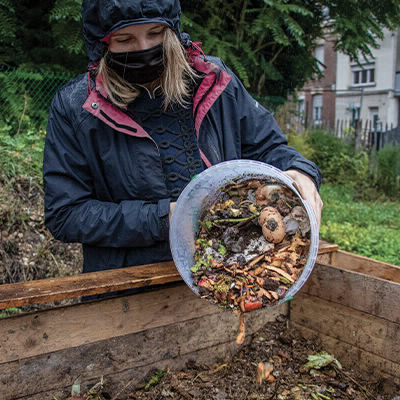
[[43, 0, 322, 274]]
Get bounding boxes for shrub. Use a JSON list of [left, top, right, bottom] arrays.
[[305, 129, 370, 187], [0, 125, 45, 181], [287, 131, 315, 161], [375, 144, 400, 198]]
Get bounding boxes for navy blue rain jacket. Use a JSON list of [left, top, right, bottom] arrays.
[[43, 0, 321, 273]]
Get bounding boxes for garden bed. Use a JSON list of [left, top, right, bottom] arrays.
[[0, 243, 399, 399]]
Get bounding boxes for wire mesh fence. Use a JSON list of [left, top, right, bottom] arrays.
[[0, 65, 75, 134]]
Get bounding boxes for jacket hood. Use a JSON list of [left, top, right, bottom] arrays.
[[81, 0, 182, 62]]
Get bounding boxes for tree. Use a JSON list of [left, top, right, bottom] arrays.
[[1, 0, 400, 97], [180, 0, 400, 97], [0, 0, 86, 73]]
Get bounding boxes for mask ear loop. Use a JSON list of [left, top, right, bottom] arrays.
[[123, 52, 129, 81]]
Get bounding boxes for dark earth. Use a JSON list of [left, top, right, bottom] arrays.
[[129, 315, 398, 400], [0, 177, 399, 400]]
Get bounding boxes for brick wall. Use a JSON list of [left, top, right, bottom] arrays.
[[303, 35, 337, 129]]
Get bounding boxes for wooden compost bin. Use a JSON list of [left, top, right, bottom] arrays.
[[0, 241, 398, 399], [291, 248, 400, 385]]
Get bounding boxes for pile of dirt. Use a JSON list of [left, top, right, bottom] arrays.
[[128, 315, 398, 400], [0, 176, 82, 284]]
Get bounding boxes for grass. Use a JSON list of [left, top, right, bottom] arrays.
[[0, 126, 45, 182], [320, 184, 400, 266]]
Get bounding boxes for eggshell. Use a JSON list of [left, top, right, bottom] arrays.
[[258, 206, 286, 243]]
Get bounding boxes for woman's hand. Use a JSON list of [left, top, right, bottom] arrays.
[[169, 201, 176, 221], [284, 170, 323, 229]]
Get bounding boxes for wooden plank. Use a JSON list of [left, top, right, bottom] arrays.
[[291, 293, 400, 364], [0, 283, 287, 365], [0, 261, 180, 310], [0, 284, 215, 364], [12, 341, 241, 400], [292, 323, 400, 385], [300, 262, 400, 324], [335, 250, 400, 283], [317, 241, 338, 255], [316, 241, 338, 265], [0, 297, 287, 399], [0, 241, 337, 310]]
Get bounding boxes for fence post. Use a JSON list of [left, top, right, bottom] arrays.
[[355, 119, 362, 151]]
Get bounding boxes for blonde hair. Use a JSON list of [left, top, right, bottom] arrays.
[[97, 28, 198, 109]]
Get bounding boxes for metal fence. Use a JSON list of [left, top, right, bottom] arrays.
[[0, 65, 74, 134], [334, 119, 400, 152], [307, 118, 400, 152]]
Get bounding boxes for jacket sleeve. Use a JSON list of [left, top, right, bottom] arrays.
[[221, 62, 322, 190], [43, 91, 170, 248]]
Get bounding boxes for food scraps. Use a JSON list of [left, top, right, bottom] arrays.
[[256, 362, 275, 384], [191, 178, 311, 313]]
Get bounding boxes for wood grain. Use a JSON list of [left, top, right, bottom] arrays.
[[299, 262, 400, 323], [335, 250, 400, 283], [291, 293, 400, 364], [0, 283, 287, 365], [0, 261, 180, 309]]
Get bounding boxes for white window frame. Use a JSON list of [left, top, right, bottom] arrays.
[[313, 94, 323, 122], [352, 66, 375, 87], [315, 45, 325, 72]]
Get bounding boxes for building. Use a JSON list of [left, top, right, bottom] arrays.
[[298, 34, 337, 129], [335, 28, 400, 130]]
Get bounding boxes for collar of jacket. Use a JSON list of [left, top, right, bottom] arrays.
[[82, 44, 232, 167]]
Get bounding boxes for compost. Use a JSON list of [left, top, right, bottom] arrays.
[[130, 315, 397, 400], [191, 178, 311, 312]]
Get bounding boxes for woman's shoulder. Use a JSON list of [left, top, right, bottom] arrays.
[[50, 73, 91, 119], [53, 73, 89, 104], [50, 72, 88, 109]]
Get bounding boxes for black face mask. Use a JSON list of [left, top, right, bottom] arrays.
[[105, 43, 164, 85]]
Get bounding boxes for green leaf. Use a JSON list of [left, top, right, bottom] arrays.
[[145, 370, 166, 390], [218, 245, 227, 255], [304, 351, 341, 370]]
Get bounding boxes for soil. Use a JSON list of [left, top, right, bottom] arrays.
[[127, 315, 398, 400]]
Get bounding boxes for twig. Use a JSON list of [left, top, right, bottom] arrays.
[[213, 214, 258, 224], [333, 366, 375, 400], [192, 364, 228, 383]]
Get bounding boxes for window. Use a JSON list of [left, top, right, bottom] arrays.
[[313, 95, 323, 122], [352, 67, 375, 86], [315, 45, 325, 72]]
